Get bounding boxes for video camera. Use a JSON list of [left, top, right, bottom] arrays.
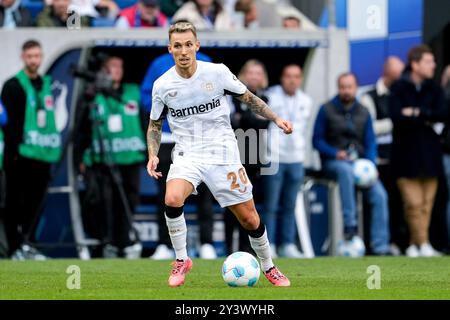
[[70, 52, 122, 101]]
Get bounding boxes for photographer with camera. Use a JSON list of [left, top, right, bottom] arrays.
[[0, 40, 62, 260], [76, 55, 146, 259]]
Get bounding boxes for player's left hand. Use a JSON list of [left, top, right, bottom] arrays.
[[275, 117, 293, 134]]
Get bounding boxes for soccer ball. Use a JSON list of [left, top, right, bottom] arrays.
[[337, 236, 366, 257], [222, 251, 260, 287], [353, 159, 378, 188]]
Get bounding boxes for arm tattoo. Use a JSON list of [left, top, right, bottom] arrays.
[[147, 118, 163, 158], [236, 90, 278, 121]]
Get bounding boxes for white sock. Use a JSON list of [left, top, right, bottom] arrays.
[[165, 213, 188, 261], [248, 229, 274, 272]]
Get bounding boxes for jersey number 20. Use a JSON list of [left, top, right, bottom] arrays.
[[227, 168, 248, 193]]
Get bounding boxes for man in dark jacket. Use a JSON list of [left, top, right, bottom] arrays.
[[0, 0, 33, 28], [1, 40, 62, 260], [227, 59, 270, 255], [36, 0, 90, 27], [360, 56, 406, 254], [313, 72, 390, 256], [390, 45, 448, 257]]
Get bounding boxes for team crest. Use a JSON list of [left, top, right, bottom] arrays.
[[125, 101, 139, 115], [203, 82, 214, 91], [44, 96, 54, 109]]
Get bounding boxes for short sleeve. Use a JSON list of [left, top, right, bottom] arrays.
[[220, 64, 247, 96], [150, 84, 165, 120]]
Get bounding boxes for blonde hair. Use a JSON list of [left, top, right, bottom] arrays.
[[238, 59, 269, 90], [169, 21, 197, 41]]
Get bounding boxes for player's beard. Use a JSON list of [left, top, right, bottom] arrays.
[[25, 64, 39, 76], [340, 94, 355, 105]]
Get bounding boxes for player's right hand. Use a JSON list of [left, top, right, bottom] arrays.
[[147, 156, 163, 179], [275, 117, 293, 134]]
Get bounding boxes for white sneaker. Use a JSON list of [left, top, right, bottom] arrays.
[[124, 242, 143, 259], [199, 243, 217, 259], [103, 244, 119, 258], [389, 243, 402, 256], [279, 244, 304, 258], [21, 244, 47, 261], [419, 243, 442, 257], [151, 244, 174, 260], [11, 249, 25, 261], [406, 245, 420, 258]]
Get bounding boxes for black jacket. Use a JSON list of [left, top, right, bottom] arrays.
[[389, 72, 448, 178], [0, 5, 33, 27], [0, 76, 43, 167], [230, 89, 270, 167]]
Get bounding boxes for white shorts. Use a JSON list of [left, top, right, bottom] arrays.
[[166, 158, 253, 208]]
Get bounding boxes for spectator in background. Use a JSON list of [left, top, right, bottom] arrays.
[[360, 56, 405, 255], [261, 64, 312, 258], [1, 40, 63, 260], [313, 72, 391, 256], [140, 50, 217, 259], [173, 0, 233, 31], [234, 0, 258, 29], [77, 56, 145, 259], [116, 0, 168, 29], [160, 0, 187, 18], [226, 59, 270, 254], [441, 65, 450, 247], [282, 15, 301, 29], [277, 6, 303, 29], [69, 0, 119, 20], [36, 0, 90, 27], [390, 45, 447, 257], [0, 0, 33, 28]]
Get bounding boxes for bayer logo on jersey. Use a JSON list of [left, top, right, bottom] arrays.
[[353, 158, 378, 188], [222, 252, 260, 287]]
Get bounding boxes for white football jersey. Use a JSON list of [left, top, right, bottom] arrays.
[[150, 61, 247, 164]]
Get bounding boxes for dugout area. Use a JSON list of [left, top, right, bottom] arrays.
[[2, 29, 348, 259]]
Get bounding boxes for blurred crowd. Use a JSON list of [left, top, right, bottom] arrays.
[[0, 36, 450, 261], [0, 0, 304, 29]]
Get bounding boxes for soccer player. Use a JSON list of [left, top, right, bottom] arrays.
[[146, 21, 293, 287]]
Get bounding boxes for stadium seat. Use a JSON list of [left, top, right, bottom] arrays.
[[115, 0, 137, 9], [91, 17, 116, 28], [304, 170, 365, 256], [21, 0, 44, 20]]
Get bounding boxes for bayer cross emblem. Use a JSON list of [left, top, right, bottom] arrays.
[[203, 82, 214, 91]]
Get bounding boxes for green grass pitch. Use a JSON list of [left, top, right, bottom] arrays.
[[1, 257, 450, 300]]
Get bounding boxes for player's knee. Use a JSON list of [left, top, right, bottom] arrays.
[[165, 193, 184, 207], [240, 214, 260, 231]]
